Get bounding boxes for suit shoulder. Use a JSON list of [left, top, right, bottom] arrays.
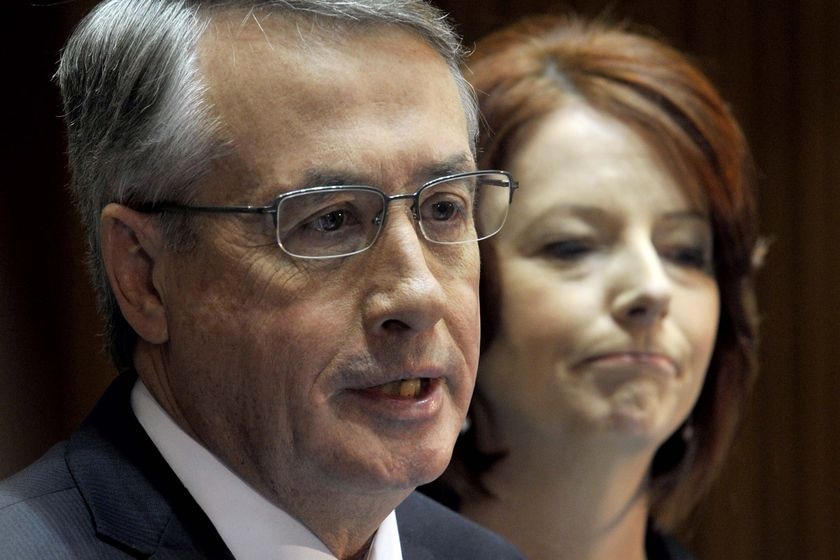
[[396, 492, 524, 559], [0, 443, 74, 509], [0, 443, 108, 558]]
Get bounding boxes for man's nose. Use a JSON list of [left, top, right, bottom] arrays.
[[362, 209, 451, 335], [609, 239, 672, 330]]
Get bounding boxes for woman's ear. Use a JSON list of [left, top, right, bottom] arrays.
[[100, 203, 169, 345]]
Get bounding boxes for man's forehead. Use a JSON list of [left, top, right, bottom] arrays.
[[192, 8, 472, 200], [198, 8, 433, 66], [196, 12, 451, 117]]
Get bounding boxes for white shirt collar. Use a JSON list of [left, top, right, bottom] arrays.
[[131, 379, 403, 560]]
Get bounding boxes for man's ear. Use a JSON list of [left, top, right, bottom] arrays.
[[100, 203, 169, 345]]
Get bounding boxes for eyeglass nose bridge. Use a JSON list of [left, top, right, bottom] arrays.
[[371, 191, 423, 228]]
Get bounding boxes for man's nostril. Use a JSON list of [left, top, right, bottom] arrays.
[[382, 319, 410, 331]]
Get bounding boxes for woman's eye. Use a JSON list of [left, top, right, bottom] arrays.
[[665, 246, 711, 270], [541, 240, 593, 260]]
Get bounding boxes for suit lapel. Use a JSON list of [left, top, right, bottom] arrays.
[[66, 373, 233, 559], [395, 494, 437, 560]]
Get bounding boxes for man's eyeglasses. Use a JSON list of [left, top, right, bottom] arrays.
[[137, 171, 518, 259]]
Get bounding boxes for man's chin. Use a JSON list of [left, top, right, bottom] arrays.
[[328, 441, 456, 495], [386, 441, 458, 488]]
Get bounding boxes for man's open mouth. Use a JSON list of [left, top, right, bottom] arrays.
[[366, 378, 436, 399]]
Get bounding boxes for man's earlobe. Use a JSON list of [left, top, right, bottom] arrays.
[[100, 203, 169, 345]]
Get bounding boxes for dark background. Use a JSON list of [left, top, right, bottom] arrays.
[[4, 1, 839, 558]]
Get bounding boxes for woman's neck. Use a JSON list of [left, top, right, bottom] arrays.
[[461, 428, 656, 560]]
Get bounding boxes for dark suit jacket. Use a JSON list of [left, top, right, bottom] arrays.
[[0, 373, 523, 559]]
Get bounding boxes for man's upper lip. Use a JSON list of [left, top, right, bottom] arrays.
[[342, 368, 446, 390]]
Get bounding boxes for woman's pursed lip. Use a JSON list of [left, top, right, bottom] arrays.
[[577, 352, 679, 375]]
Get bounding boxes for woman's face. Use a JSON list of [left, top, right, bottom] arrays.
[[480, 104, 719, 451]]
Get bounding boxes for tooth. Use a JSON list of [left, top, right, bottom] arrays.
[[379, 380, 402, 397], [399, 379, 422, 398]]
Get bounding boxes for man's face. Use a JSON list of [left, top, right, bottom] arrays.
[[149, 18, 479, 513]]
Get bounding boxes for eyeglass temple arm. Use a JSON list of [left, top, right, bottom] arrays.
[[477, 178, 519, 201], [133, 202, 278, 216]]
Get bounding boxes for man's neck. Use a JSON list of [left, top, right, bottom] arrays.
[[281, 482, 411, 559]]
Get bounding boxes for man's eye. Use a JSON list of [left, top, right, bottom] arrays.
[[420, 191, 469, 222], [542, 240, 593, 260], [430, 200, 458, 221], [312, 209, 348, 232]]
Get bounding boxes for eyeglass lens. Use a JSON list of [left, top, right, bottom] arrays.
[[276, 172, 512, 258]]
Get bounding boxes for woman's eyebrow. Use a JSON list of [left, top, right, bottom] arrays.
[[661, 209, 709, 222]]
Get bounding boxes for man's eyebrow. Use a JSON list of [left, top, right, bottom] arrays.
[[295, 169, 369, 190], [413, 153, 477, 183], [281, 153, 477, 193]]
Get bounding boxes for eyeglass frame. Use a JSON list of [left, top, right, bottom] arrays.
[[134, 170, 518, 260]]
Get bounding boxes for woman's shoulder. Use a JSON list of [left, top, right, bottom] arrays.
[[646, 525, 695, 560]]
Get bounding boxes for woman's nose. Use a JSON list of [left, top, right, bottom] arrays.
[[609, 241, 672, 329]]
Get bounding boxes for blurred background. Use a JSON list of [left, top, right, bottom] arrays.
[[4, 1, 838, 558]]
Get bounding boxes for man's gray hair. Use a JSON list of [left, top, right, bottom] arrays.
[[58, 0, 478, 370]]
